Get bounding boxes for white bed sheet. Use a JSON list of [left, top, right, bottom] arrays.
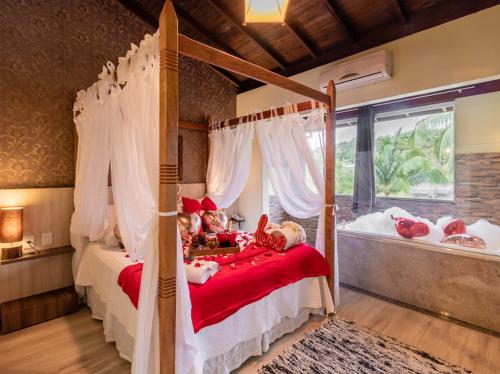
[[75, 242, 334, 373]]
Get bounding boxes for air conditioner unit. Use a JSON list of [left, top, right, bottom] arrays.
[[320, 50, 393, 92]]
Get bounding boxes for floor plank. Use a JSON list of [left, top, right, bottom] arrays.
[[0, 287, 498, 373]]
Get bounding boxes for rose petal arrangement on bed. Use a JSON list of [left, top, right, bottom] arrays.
[[117, 200, 329, 333], [344, 206, 500, 254]]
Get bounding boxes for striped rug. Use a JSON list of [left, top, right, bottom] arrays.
[[259, 319, 471, 374]]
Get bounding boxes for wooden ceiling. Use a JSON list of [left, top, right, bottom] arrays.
[[117, 0, 500, 92]]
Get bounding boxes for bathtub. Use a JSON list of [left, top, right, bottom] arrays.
[[338, 228, 500, 333]]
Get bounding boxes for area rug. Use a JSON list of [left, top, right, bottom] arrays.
[[259, 319, 471, 374]]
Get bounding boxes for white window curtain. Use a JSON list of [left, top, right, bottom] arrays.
[[206, 121, 254, 209], [256, 106, 339, 302]]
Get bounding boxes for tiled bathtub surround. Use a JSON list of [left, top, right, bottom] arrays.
[[338, 230, 500, 333]]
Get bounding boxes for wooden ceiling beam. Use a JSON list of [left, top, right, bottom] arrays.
[[389, 0, 407, 24], [285, 22, 318, 59], [205, 0, 287, 70], [239, 0, 500, 93], [173, 6, 241, 58], [173, 5, 242, 85], [115, 0, 239, 87], [321, 0, 357, 41]]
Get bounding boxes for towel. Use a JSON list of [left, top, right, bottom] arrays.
[[185, 260, 220, 284], [266, 221, 307, 249]]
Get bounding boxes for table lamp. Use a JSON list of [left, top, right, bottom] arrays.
[[0, 207, 24, 260]]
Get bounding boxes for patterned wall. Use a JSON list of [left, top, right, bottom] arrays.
[[0, 0, 236, 188]]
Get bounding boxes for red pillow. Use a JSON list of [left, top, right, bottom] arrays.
[[182, 197, 202, 214], [201, 196, 218, 211]]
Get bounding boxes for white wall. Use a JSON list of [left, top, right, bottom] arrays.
[[236, 5, 500, 229], [455, 91, 500, 154]]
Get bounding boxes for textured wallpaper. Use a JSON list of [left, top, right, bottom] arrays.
[[0, 0, 236, 188]]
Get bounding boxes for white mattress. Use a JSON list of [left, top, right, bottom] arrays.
[[75, 242, 334, 373]]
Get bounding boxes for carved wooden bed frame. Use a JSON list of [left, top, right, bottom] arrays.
[[158, 1, 336, 372]]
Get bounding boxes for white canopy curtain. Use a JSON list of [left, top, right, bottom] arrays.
[[70, 31, 197, 374], [255, 105, 339, 303], [206, 119, 254, 209]]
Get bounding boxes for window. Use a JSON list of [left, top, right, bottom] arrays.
[[306, 118, 357, 196], [374, 103, 454, 200], [335, 120, 357, 195]]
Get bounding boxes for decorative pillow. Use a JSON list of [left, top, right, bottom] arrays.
[[182, 196, 202, 215], [177, 212, 202, 240], [202, 211, 227, 233], [201, 196, 218, 211], [254, 214, 287, 251]]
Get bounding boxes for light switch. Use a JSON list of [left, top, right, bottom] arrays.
[[41, 232, 53, 246]]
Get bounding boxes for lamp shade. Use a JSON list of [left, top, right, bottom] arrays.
[[0, 207, 23, 243], [244, 0, 290, 24]]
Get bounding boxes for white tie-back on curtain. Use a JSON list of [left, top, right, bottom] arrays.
[[71, 31, 198, 374], [206, 121, 254, 209]]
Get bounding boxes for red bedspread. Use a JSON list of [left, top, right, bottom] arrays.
[[118, 244, 330, 333]]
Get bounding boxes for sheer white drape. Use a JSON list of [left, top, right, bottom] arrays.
[[70, 84, 111, 282], [71, 86, 110, 242], [206, 121, 254, 209], [71, 32, 198, 374], [256, 107, 339, 303], [256, 108, 325, 250]]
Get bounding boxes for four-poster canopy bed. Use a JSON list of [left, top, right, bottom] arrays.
[[157, 1, 336, 372]]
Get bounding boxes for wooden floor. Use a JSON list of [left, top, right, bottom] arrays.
[[1, 287, 499, 373]]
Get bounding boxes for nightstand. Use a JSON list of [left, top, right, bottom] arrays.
[[0, 246, 78, 334]]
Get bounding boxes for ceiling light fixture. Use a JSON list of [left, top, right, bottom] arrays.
[[244, 0, 290, 25]]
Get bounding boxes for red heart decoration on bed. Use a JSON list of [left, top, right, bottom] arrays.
[[392, 216, 429, 239], [443, 219, 466, 237], [254, 214, 287, 251]]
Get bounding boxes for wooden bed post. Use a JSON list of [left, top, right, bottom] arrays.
[[324, 80, 336, 302], [159, 1, 178, 373]]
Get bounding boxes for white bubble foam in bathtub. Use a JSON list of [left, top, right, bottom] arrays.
[[345, 207, 444, 242], [346, 211, 396, 236], [466, 219, 500, 250], [436, 216, 454, 229]]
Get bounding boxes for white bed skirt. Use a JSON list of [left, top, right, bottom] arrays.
[[86, 282, 330, 374]]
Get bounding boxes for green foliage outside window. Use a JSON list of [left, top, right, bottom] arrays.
[[335, 112, 454, 199]]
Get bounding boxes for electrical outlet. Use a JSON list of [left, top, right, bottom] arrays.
[[41, 232, 52, 247], [23, 234, 35, 249]]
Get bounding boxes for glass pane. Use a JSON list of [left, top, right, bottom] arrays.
[[374, 110, 454, 200], [336, 125, 357, 195]]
